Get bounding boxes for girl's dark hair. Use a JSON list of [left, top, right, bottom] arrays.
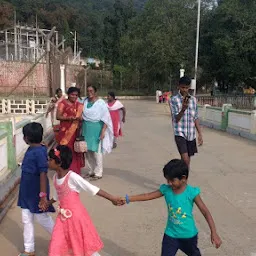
[[108, 91, 115, 99], [55, 88, 62, 95], [163, 159, 189, 180], [23, 122, 43, 143], [67, 87, 80, 95], [87, 85, 97, 92], [48, 145, 73, 170]]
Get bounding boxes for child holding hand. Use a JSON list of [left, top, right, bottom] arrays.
[[41, 145, 124, 256], [123, 159, 222, 256]]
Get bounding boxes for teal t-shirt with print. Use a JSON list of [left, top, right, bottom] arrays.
[[159, 184, 200, 239]]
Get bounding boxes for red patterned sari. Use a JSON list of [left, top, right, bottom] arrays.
[[58, 99, 84, 174]]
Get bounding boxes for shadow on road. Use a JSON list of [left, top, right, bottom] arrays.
[[102, 236, 136, 256], [1, 216, 50, 255], [104, 168, 160, 191]]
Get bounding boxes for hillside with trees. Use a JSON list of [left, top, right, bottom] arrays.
[[0, 0, 255, 94]]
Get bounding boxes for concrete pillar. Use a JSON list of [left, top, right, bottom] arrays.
[[60, 64, 66, 93], [250, 110, 256, 134], [31, 100, 35, 114], [2, 99, 6, 114], [202, 104, 211, 121], [221, 104, 232, 131], [7, 100, 11, 114], [180, 69, 185, 78], [26, 99, 30, 114], [0, 121, 17, 171]]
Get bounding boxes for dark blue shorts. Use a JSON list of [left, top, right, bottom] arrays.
[[161, 234, 201, 256]]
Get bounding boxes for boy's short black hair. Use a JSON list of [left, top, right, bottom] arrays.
[[163, 159, 189, 180], [179, 76, 191, 86], [48, 145, 73, 170], [23, 122, 43, 144]]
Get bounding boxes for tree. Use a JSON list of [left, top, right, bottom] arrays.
[[0, 1, 14, 29], [200, 0, 256, 91]]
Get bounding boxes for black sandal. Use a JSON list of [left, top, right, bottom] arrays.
[[89, 175, 102, 181], [83, 173, 94, 179]]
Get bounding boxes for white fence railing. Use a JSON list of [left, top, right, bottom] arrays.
[[0, 98, 49, 114], [198, 104, 256, 140]]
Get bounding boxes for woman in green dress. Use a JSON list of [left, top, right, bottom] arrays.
[[82, 85, 113, 180]]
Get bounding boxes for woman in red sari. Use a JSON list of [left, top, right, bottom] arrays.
[[56, 87, 84, 174]]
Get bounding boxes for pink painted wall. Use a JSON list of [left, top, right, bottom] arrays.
[[0, 61, 48, 96], [0, 61, 85, 96]]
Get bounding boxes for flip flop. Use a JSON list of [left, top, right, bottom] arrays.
[[18, 252, 35, 256], [89, 175, 102, 181], [83, 173, 94, 179]]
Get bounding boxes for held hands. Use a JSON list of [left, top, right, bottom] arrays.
[[111, 196, 126, 206], [211, 232, 222, 249], [38, 197, 49, 212]]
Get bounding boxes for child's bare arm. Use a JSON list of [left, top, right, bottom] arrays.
[[39, 172, 48, 210], [128, 190, 163, 202], [195, 195, 222, 248], [97, 189, 124, 206], [40, 172, 47, 195]]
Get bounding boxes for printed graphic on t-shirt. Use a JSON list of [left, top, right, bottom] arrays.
[[168, 204, 187, 225]]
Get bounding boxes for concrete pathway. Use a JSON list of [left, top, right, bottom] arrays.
[[0, 100, 256, 256]]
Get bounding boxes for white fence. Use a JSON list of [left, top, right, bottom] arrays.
[[0, 113, 52, 179], [0, 98, 49, 114], [198, 104, 256, 141]]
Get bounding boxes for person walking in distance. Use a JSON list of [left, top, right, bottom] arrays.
[[170, 76, 203, 167], [107, 91, 126, 149]]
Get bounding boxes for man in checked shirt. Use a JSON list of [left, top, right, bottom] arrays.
[[170, 76, 203, 168]]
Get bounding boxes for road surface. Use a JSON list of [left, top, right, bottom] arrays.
[[1, 100, 256, 256]]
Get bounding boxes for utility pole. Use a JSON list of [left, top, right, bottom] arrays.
[[45, 27, 56, 96], [74, 31, 77, 58], [5, 30, 8, 61], [14, 11, 17, 60], [194, 0, 201, 96]]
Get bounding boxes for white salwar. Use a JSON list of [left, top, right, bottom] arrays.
[[156, 90, 162, 103], [22, 209, 54, 253], [82, 99, 114, 177]]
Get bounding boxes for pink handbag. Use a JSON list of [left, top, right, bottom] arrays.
[[74, 136, 87, 153]]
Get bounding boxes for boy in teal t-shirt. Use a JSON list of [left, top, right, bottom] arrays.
[[122, 159, 222, 256]]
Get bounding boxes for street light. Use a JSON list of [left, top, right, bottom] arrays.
[[193, 0, 201, 96], [70, 31, 77, 58]]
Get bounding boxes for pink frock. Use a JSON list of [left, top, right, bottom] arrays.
[[49, 172, 103, 256]]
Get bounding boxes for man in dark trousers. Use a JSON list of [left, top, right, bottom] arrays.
[[170, 76, 203, 167]]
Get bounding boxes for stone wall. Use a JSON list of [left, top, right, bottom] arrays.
[[65, 64, 86, 91], [0, 61, 86, 97], [0, 61, 48, 96]]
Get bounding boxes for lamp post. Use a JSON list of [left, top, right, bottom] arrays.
[[70, 31, 77, 58], [193, 0, 201, 96]]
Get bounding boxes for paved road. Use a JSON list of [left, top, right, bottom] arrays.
[[1, 100, 256, 256]]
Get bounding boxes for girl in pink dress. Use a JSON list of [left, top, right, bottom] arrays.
[[42, 145, 124, 256], [107, 92, 126, 149]]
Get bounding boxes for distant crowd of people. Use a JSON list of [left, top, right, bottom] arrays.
[[156, 89, 172, 104]]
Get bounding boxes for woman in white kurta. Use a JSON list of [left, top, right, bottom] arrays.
[[82, 85, 113, 180]]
